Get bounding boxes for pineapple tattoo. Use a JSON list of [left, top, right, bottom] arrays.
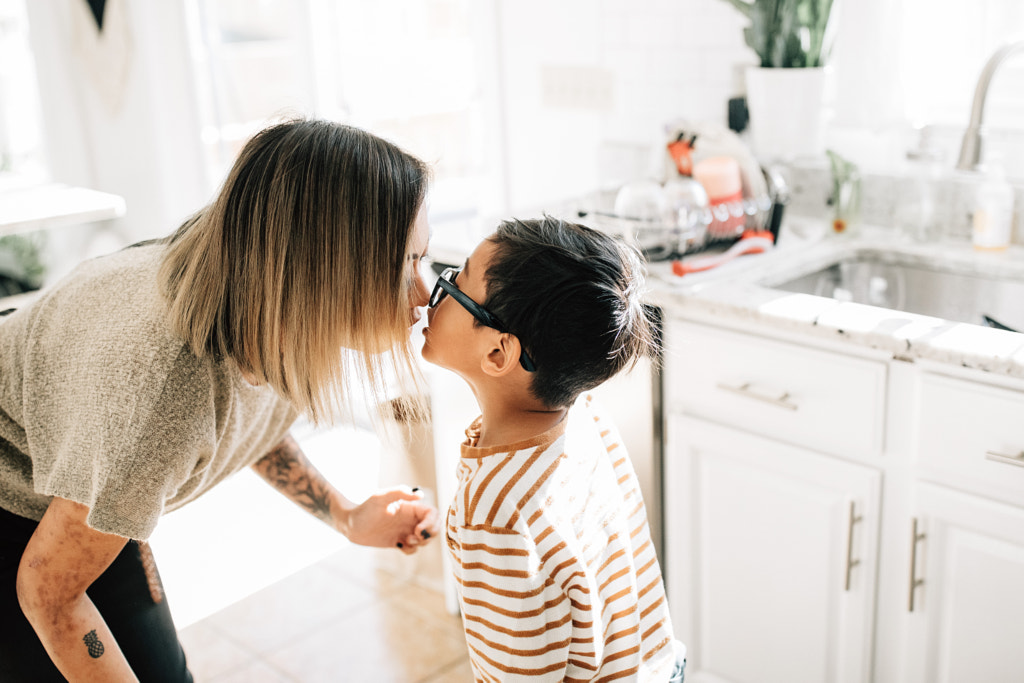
[[83, 629, 104, 658]]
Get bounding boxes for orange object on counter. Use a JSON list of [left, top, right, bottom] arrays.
[[667, 134, 696, 176], [671, 230, 774, 277]]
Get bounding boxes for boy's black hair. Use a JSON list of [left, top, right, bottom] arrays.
[[483, 216, 660, 408]]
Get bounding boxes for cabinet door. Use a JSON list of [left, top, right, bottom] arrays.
[[904, 483, 1024, 683], [665, 416, 880, 683]]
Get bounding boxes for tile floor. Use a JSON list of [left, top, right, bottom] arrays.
[[176, 546, 472, 682], [149, 420, 473, 682]]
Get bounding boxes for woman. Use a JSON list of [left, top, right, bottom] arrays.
[[0, 119, 439, 681]]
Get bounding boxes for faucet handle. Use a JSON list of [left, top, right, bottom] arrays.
[[956, 40, 1024, 171]]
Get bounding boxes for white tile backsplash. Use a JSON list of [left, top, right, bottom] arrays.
[[498, 0, 755, 209], [779, 160, 1024, 246]]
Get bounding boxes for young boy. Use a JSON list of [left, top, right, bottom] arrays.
[[421, 217, 685, 682]]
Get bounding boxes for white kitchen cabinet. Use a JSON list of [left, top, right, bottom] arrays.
[[663, 315, 1024, 683], [915, 371, 1024, 507], [903, 483, 1024, 683], [665, 416, 880, 683], [665, 321, 887, 461]]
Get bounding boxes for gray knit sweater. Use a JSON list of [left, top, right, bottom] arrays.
[[0, 243, 297, 540]]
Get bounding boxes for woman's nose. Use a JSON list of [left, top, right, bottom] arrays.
[[410, 270, 430, 308]]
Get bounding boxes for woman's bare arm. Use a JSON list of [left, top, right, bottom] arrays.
[[251, 433, 438, 553], [17, 497, 139, 682]]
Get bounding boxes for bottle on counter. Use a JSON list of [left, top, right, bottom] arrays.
[[826, 150, 861, 237], [969, 164, 1014, 251], [897, 146, 944, 242], [692, 156, 744, 242]]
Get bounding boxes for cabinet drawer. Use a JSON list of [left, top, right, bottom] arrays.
[[665, 321, 886, 459], [917, 373, 1024, 505]]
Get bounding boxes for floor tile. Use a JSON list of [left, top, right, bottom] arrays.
[[178, 621, 255, 681], [422, 657, 476, 683], [315, 546, 409, 595], [209, 659, 296, 683], [389, 581, 466, 644], [264, 596, 470, 683], [204, 562, 378, 655]]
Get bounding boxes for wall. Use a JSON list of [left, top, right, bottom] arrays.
[[494, 0, 753, 212], [494, 0, 1024, 211], [22, 0, 1024, 238], [25, 0, 207, 253]]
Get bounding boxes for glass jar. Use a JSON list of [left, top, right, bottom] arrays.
[[896, 147, 945, 242]]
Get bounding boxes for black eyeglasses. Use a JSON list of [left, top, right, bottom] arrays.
[[428, 266, 536, 372]]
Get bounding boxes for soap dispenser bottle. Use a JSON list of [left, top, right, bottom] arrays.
[[970, 164, 1014, 251]]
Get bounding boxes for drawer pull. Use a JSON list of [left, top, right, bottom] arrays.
[[908, 517, 926, 612], [985, 450, 1024, 468], [716, 382, 798, 411], [844, 501, 863, 592]]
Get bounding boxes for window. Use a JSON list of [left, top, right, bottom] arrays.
[[900, 0, 1024, 128], [185, 0, 500, 222], [0, 0, 45, 177]]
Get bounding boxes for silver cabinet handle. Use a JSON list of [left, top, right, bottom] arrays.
[[985, 450, 1024, 468], [908, 517, 926, 612], [715, 382, 798, 411], [844, 501, 863, 591]]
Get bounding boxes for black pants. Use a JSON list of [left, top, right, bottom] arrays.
[[0, 506, 193, 682]]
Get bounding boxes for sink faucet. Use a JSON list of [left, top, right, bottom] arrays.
[[957, 40, 1024, 171]]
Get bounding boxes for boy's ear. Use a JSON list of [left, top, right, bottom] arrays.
[[480, 333, 524, 378]]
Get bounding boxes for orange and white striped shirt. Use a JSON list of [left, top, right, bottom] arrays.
[[446, 394, 678, 682]]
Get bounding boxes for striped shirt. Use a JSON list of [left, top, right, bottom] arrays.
[[446, 394, 677, 682]]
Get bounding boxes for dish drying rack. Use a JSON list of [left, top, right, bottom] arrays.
[[576, 185, 778, 262]]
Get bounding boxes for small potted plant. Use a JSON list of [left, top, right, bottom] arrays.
[[719, 0, 838, 161], [0, 235, 45, 299]]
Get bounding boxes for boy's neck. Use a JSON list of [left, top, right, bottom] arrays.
[[473, 390, 568, 449]]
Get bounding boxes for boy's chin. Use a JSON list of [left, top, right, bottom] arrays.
[[418, 340, 442, 368], [421, 350, 463, 377]]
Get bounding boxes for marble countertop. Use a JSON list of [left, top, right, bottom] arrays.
[[647, 220, 1024, 379]]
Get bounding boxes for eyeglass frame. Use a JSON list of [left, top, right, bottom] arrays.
[[428, 266, 536, 372]]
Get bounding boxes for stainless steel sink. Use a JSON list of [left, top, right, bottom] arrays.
[[768, 250, 1024, 332]]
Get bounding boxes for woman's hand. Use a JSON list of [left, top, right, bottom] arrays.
[[334, 486, 440, 555], [252, 434, 440, 554]]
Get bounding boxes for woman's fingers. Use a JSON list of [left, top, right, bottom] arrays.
[[414, 505, 439, 541], [386, 487, 440, 553]]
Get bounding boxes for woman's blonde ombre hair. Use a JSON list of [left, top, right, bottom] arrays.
[[159, 119, 430, 423]]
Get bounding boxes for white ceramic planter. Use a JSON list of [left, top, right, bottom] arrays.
[[745, 66, 831, 163]]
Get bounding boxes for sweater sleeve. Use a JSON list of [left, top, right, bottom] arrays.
[[15, 256, 219, 540], [1, 245, 278, 540], [450, 523, 576, 682], [25, 339, 216, 540]]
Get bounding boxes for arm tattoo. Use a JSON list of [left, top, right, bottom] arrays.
[[252, 434, 334, 524], [83, 629, 104, 658]]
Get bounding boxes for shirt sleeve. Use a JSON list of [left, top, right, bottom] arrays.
[[9, 247, 224, 540], [451, 523, 576, 682], [25, 337, 216, 540]]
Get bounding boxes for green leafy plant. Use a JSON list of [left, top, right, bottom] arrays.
[[0, 234, 46, 297], [720, 0, 836, 68]]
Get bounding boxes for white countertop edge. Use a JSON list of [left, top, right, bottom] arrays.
[[1, 182, 127, 237], [648, 225, 1024, 378]]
